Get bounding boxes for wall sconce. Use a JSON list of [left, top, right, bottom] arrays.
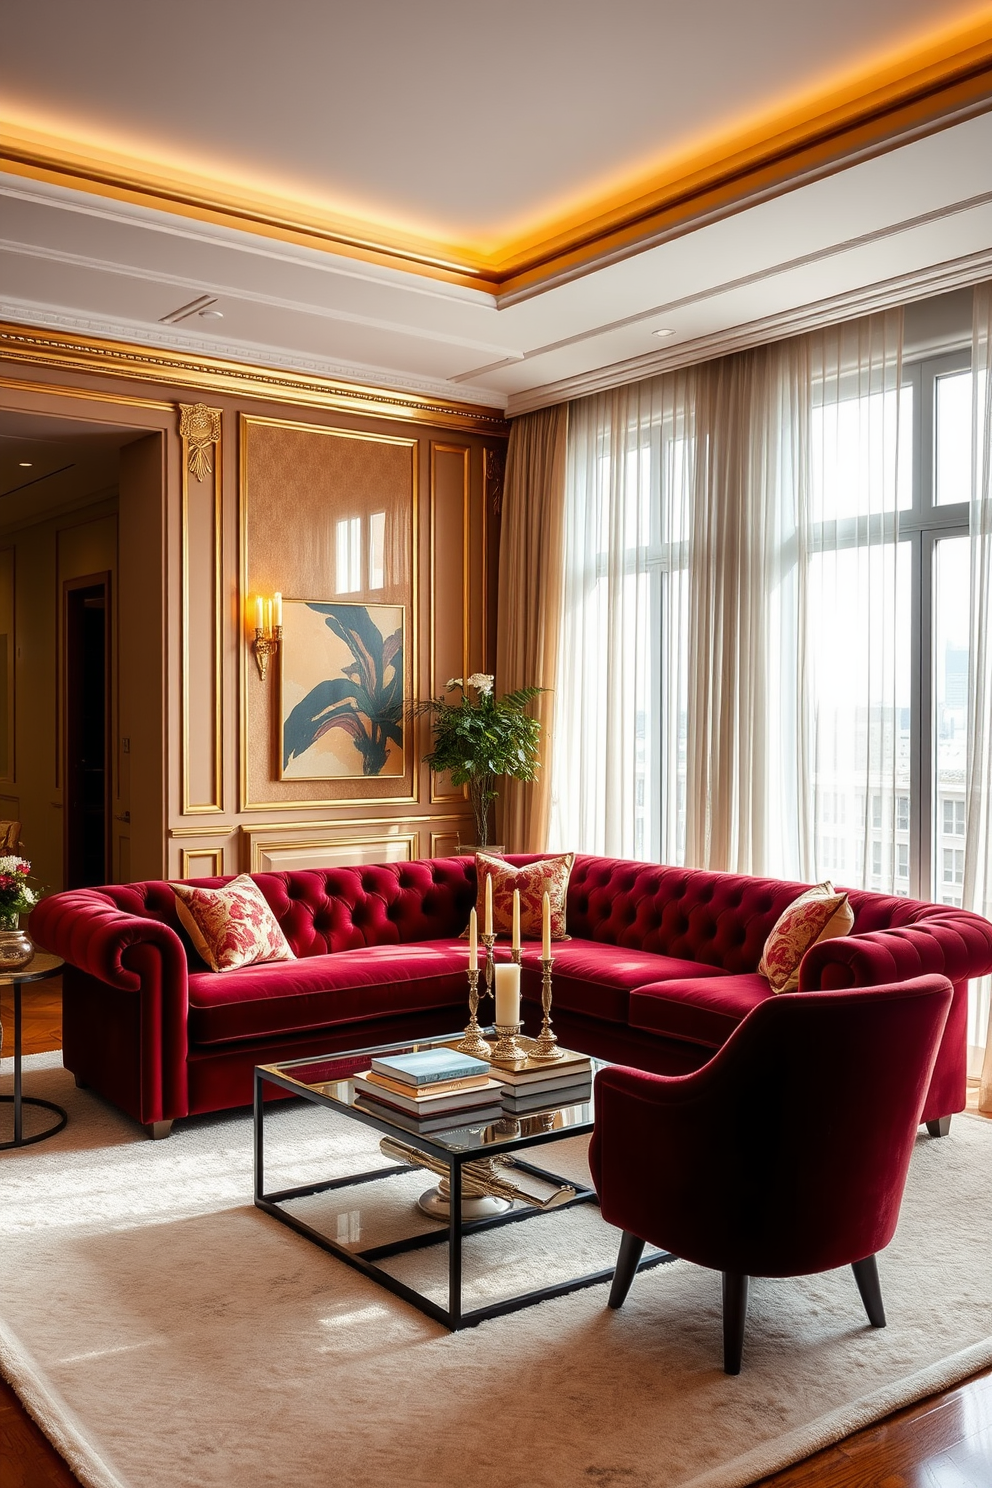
[[251, 592, 282, 680]]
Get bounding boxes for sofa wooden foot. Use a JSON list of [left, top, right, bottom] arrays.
[[73, 1073, 88, 1088], [609, 1231, 646, 1309], [926, 1116, 951, 1137], [722, 1272, 749, 1375], [852, 1254, 886, 1327], [143, 1120, 173, 1140]]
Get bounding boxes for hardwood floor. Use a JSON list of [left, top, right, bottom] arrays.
[[2, 985, 990, 1488]]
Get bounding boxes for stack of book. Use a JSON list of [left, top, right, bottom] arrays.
[[352, 1047, 504, 1133], [497, 1044, 594, 1114]]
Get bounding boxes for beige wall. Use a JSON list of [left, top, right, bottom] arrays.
[[0, 328, 506, 884]]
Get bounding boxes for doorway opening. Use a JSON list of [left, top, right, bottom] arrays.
[[64, 574, 111, 888]]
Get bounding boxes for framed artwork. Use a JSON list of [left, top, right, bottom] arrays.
[[280, 601, 405, 780]]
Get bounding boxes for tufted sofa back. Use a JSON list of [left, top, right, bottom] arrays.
[[565, 855, 807, 972], [563, 854, 988, 975], [88, 858, 478, 959]]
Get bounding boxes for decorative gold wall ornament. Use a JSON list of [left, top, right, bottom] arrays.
[[179, 403, 222, 481], [485, 446, 506, 515]]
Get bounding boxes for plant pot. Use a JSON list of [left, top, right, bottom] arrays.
[[0, 926, 34, 972], [455, 844, 506, 857]]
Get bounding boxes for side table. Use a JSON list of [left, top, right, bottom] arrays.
[[0, 951, 67, 1150]]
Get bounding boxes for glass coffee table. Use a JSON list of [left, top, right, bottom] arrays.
[[254, 1030, 671, 1330]]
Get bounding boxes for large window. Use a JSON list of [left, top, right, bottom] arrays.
[[808, 352, 971, 898]]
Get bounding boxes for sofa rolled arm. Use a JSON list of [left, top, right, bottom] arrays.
[[29, 888, 190, 995], [799, 911, 992, 992]]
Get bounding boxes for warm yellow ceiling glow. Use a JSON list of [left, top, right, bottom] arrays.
[[2, 5, 992, 292]]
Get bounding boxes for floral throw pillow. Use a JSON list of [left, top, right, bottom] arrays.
[[758, 881, 854, 993], [474, 851, 574, 941], [172, 874, 295, 973]]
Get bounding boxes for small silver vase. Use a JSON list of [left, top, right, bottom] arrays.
[[0, 925, 34, 971]]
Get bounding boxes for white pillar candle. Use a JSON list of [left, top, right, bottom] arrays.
[[468, 907, 478, 972], [494, 963, 520, 1026], [484, 874, 493, 936], [273, 591, 283, 628], [542, 891, 551, 960], [511, 888, 520, 951]]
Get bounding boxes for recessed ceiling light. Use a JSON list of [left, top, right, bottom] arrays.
[[18, 461, 32, 467], [652, 327, 677, 339], [198, 308, 224, 319]]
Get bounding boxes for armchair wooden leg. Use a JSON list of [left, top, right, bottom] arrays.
[[143, 1120, 174, 1140], [852, 1254, 886, 1328], [926, 1116, 951, 1138], [608, 1231, 646, 1309], [722, 1272, 749, 1375]]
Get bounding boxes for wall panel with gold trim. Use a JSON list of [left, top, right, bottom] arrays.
[[240, 414, 418, 811], [180, 404, 224, 813], [428, 442, 487, 811]]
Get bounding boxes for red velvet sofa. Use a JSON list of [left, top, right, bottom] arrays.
[[29, 854, 992, 1137]]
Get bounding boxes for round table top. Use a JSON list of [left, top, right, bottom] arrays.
[[0, 949, 63, 983]]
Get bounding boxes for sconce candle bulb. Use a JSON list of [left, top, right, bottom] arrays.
[[251, 592, 283, 681]]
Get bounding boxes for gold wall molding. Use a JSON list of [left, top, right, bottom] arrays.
[[180, 403, 224, 815], [238, 413, 421, 812], [169, 824, 234, 837], [0, 372, 173, 414], [2, 20, 992, 299], [240, 813, 471, 872], [429, 443, 474, 807], [179, 846, 225, 877], [0, 323, 508, 434]]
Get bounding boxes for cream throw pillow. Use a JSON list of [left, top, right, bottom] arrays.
[[172, 874, 295, 973], [758, 881, 854, 993]]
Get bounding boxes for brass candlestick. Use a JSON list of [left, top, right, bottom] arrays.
[[481, 931, 496, 1002], [510, 945, 522, 967], [531, 956, 565, 1060], [455, 967, 491, 1059], [253, 624, 282, 681], [490, 1022, 526, 1063]]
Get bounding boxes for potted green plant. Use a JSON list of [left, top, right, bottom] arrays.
[[417, 674, 543, 849]]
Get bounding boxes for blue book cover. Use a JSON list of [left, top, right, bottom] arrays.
[[369, 1047, 490, 1086]]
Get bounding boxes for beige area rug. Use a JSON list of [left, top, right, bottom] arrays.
[[2, 1053, 991, 1488]]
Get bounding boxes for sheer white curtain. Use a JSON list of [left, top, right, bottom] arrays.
[[801, 312, 909, 893], [551, 310, 906, 885], [967, 285, 992, 1112], [549, 376, 692, 862]]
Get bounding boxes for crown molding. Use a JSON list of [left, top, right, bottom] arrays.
[[3, 19, 992, 302], [505, 246, 992, 416], [0, 313, 509, 434]]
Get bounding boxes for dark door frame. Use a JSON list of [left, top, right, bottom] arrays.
[[62, 571, 112, 889]]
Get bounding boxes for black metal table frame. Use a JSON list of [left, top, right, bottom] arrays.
[[1, 965, 68, 1151], [253, 1061, 671, 1330]]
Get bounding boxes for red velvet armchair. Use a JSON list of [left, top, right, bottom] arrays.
[[589, 975, 953, 1373]]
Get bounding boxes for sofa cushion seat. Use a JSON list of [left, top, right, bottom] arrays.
[[188, 939, 469, 1046], [629, 973, 773, 1048], [520, 940, 727, 1024]]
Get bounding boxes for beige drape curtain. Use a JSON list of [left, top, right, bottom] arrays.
[[495, 405, 568, 852], [967, 286, 992, 1113]]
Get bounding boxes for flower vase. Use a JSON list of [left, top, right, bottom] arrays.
[[0, 913, 34, 972]]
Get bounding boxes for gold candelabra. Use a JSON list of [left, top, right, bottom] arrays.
[[455, 966, 491, 1059], [481, 931, 496, 999], [531, 955, 565, 1060]]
